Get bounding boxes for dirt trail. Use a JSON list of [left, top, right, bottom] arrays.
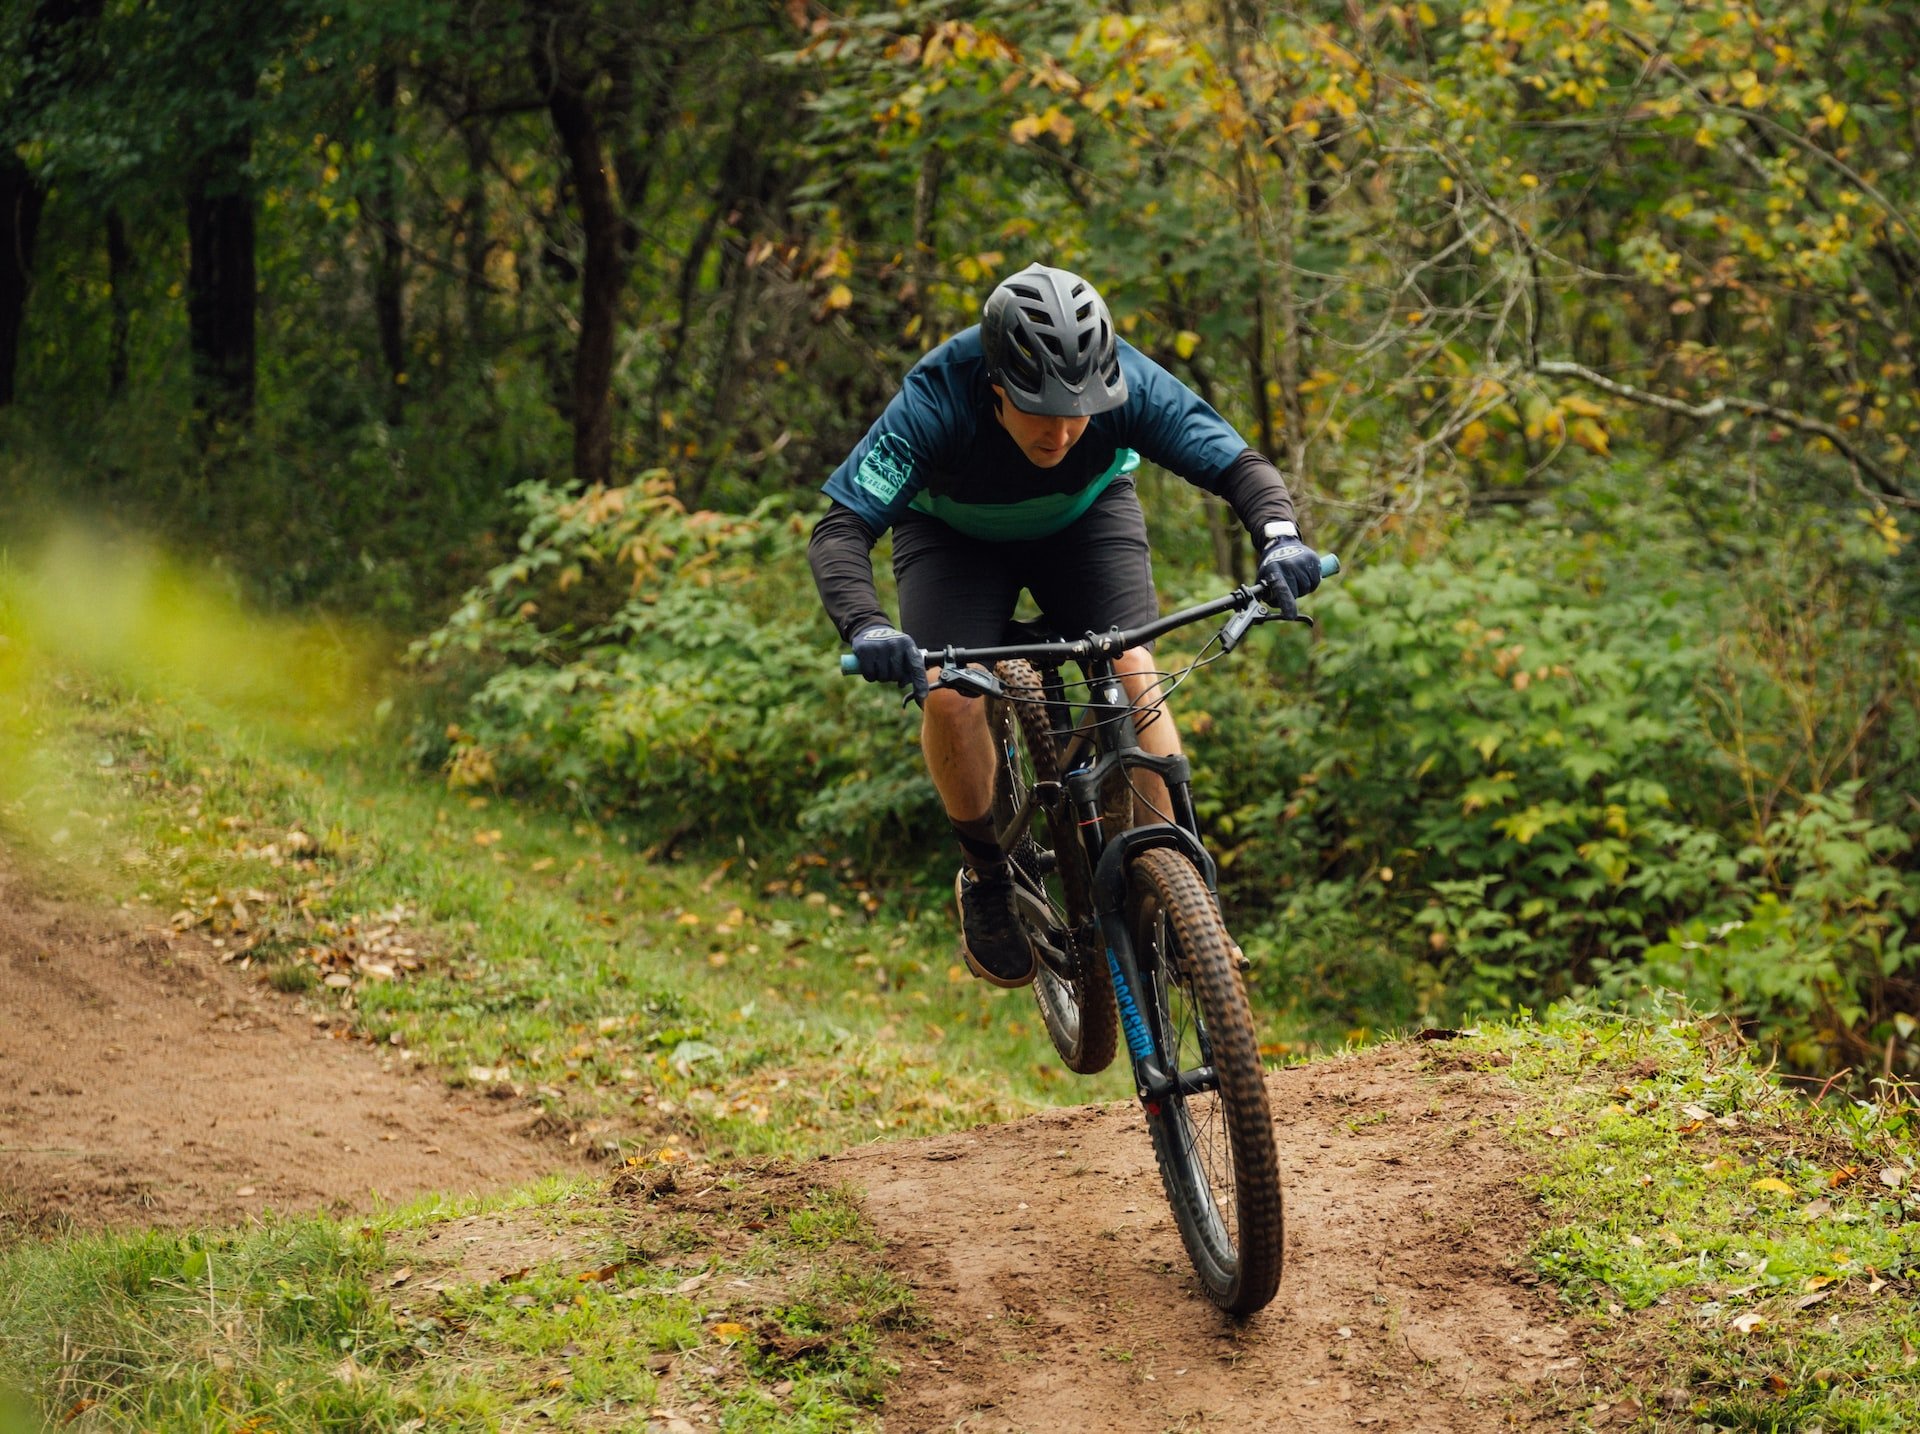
[[0, 854, 557, 1234], [0, 851, 1593, 1428], [831, 1045, 1588, 1432]]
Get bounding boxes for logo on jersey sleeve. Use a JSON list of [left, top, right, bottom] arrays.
[[855, 433, 915, 504]]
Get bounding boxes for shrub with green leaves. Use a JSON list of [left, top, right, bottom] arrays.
[[1197, 510, 1918, 1071], [1204, 525, 1731, 1001], [411, 477, 931, 864]]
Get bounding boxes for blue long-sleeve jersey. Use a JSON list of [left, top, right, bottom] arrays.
[[810, 326, 1296, 640]]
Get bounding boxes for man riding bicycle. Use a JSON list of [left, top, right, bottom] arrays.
[[809, 262, 1323, 989]]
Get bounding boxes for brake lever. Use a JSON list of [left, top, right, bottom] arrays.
[[1221, 599, 1315, 652], [929, 666, 1004, 701], [1219, 600, 1266, 652]]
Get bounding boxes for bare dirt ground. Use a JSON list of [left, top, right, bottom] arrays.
[[0, 854, 556, 1234], [831, 1043, 1591, 1433], [0, 848, 1596, 1429]]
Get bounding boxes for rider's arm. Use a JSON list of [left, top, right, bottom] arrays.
[[812, 336, 980, 642], [1113, 341, 1304, 539], [1212, 448, 1299, 539], [808, 502, 889, 643]]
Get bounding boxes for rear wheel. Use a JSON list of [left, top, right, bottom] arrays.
[[1128, 845, 1283, 1314], [991, 659, 1116, 1076]]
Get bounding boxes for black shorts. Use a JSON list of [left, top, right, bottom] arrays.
[[892, 478, 1160, 652]]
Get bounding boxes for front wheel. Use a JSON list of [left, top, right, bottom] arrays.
[[1128, 845, 1283, 1314]]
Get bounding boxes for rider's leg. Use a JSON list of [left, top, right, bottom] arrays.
[[889, 513, 1022, 883], [920, 672, 1001, 867], [1116, 645, 1179, 823]]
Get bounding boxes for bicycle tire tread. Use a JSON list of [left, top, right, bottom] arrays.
[[1130, 845, 1283, 1314]]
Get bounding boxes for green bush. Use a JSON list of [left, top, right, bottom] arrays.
[[1198, 507, 1918, 1069], [1198, 524, 1732, 1000], [411, 476, 932, 864]]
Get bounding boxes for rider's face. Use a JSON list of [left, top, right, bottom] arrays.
[[992, 386, 1090, 469]]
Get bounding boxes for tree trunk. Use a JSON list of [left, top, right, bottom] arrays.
[[532, 23, 625, 487], [106, 210, 132, 398], [0, 159, 45, 406], [909, 146, 944, 342], [0, 0, 103, 406], [185, 138, 257, 433], [460, 119, 492, 346], [373, 66, 407, 424]]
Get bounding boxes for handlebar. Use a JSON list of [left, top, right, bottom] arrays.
[[839, 552, 1341, 675]]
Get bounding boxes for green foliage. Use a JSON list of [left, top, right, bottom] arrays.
[[1199, 482, 1918, 1072], [1209, 511, 1728, 1008], [1624, 786, 1920, 1075], [412, 476, 930, 859]]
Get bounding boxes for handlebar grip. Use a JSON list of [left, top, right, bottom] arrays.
[[1320, 552, 1341, 578], [839, 653, 860, 675]]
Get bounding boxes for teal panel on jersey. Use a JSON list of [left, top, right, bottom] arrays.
[[907, 449, 1141, 540]]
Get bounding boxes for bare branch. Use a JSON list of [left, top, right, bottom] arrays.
[[1533, 358, 1913, 505]]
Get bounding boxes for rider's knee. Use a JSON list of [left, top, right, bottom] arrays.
[[921, 681, 987, 732]]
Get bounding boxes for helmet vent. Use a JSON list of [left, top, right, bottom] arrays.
[[981, 262, 1129, 416]]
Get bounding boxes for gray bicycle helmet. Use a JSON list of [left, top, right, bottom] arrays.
[[980, 262, 1128, 417]]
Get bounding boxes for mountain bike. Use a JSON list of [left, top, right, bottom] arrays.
[[840, 554, 1338, 1315]]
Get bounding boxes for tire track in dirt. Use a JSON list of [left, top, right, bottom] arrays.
[[830, 1044, 1587, 1432], [0, 852, 561, 1235]]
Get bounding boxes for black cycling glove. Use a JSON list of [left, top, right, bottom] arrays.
[[850, 624, 928, 703], [1256, 521, 1322, 622]]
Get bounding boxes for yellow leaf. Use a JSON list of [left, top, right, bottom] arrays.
[[823, 283, 853, 313], [1173, 330, 1201, 360], [1569, 416, 1610, 455], [1752, 1177, 1795, 1196], [712, 1321, 750, 1341]]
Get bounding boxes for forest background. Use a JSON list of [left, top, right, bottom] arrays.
[[2, 0, 1916, 1083]]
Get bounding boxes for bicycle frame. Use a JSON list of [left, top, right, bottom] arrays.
[[981, 621, 1244, 1111], [839, 562, 1340, 1109]]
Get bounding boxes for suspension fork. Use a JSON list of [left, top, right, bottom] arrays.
[[1094, 824, 1220, 1106]]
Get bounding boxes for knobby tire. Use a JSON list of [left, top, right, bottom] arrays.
[[1128, 845, 1283, 1314], [992, 659, 1117, 1076]]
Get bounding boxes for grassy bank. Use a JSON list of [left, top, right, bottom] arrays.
[[1477, 1012, 1920, 1430]]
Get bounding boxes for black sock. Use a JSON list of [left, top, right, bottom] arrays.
[[950, 815, 1004, 874]]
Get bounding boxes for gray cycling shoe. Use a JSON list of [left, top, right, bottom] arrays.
[[954, 865, 1038, 988]]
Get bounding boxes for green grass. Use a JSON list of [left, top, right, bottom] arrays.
[[0, 1175, 907, 1431], [1458, 1011, 1920, 1431], [2, 664, 1130, 1167]]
